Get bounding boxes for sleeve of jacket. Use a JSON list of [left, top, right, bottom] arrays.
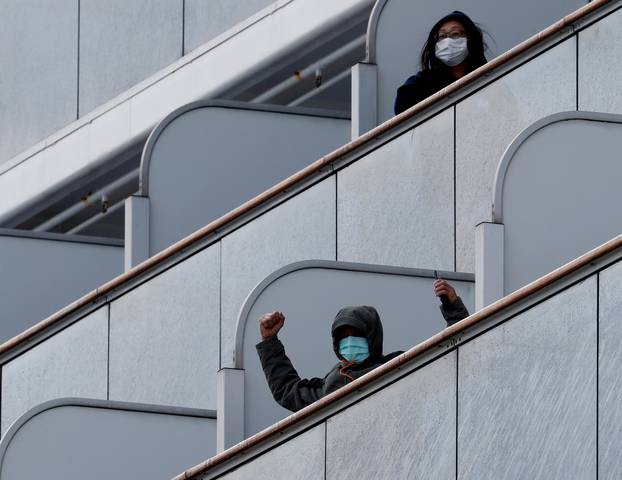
[[439, 296, 470, 326], [394, 73, 428, 115], [256, 335, 325, 412]]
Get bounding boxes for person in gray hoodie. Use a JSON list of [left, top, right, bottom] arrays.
[[256, 279, 468, 412]]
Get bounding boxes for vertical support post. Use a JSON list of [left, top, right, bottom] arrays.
[[351, 62, 377, 140], [217, 368, 245, 453], [475, 222, 504, 311], [124, 195, 150, 271]]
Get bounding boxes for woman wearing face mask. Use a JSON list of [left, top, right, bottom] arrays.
[[394, 11, 487, 115]]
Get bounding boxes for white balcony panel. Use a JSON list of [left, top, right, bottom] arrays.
[[579, 8, 622, 114], [326, 352, 455, 480], [458, 278, 596, 479], [1, 309, 108, 436], [0, 0, 77, 163], [455, 39, 576, 272], [109, 244, 220, 409], [221, 178, 336, 368], [79, 0, 183, 115], [337, 107, 454, 270], [0, 0, 372, 224]]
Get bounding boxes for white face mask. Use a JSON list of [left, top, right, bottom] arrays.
[[435, 37, 469, 67]]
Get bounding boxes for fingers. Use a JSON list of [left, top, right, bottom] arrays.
[[270, 311, 284, 325], [259, 311, 285, 339], [433, 279, 457, 301], [433, 279, 447, 294]]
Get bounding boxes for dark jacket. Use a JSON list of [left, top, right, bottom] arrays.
[[394, 69, 456, 115], [256, 300, 469, 412]]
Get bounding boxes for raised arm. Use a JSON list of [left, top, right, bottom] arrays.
[[256, 311, 325, 412], [433, 279, 470, 325]]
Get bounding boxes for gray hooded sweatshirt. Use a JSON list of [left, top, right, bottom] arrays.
[[256, 299, 468, 412]]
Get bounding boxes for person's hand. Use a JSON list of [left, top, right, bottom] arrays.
[[433, 279, 458, 303], [259, 311, 285, 340]]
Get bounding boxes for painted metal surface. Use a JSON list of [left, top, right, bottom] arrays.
[[1, 309, 108, 436], [326, 352, 456, 480], [492, 111, 622, 293], [338, 107, 454, 270], [579, 7, 622, 114], [0, 0, 616, 380], [217, 368, 245, 452], [0, 398, 216, 480], [0, 8, 620, 480], [184, 0, 276, 54], [139, 101, 349, 256], [599, 260, 622, 480], [218, 425, 325, 480], [109, 243, 220, 410], [0, 0, 373, 225], [455, 38, 576, 272], [458, 278, 597, 479], [475, 222, 504, 310], [235, 260, 473, 437], [78, 0, 183, 116], [366, 0, 585, 124], [124, 195, 150, 270], [179, 237, 622, 480], [2, 1, 609, 360], [0, 230, 122, 344], [0, 0, 78, 163], [220, 178, 337, 368]]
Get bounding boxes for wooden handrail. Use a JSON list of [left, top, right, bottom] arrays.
[[0, 0, 613, 361], [173, 232, 622, 479]]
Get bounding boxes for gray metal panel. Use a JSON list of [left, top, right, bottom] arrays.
[[220, 176, 337, 369], [184, 0, 276, 54], [0, 398, 216, 480], [1, 309, 108, 436], [367, 0, 585, 124], [599, 259, 622, 480], [0, 0, 78, 163], [579, 7, 622, 114], [109, 243, 220, 410], [237, 261, 474, 437], [338, 107, 454, 270], [455, 39, 576, 272], [458, 277, 597, 479], [140, 101, 349, 257], [326, 352, 455, 479], [493, 112, 622, 294], [217, 424, 325, 480], [0, 232, 122, 343], [78, 0, 183, 115]]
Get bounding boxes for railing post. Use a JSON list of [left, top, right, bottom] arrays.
[[351, 62, 377, 140], [475, 222, 504, 311], [217, 368, 245, 453], [124, 195, 150, 271]]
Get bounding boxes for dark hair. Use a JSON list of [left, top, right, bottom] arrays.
[[420, 11, 487, 72]]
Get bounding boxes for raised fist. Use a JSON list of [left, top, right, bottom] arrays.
[[259, 311, 285, 340]]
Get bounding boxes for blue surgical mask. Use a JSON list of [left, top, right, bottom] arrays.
[[339, 336, 369, 363]]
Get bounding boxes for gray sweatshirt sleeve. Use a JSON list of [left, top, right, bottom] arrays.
[[256, 335, 325, 412], [439, 296, 470, 326]]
